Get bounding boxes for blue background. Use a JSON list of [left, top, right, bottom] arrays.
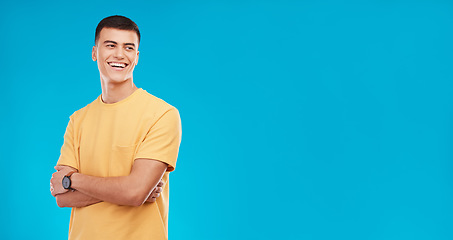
[[1, 0, 453, 239]]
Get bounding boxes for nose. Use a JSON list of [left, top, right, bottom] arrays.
[[113, 47, 125, 59]]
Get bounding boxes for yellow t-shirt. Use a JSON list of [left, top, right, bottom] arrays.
[[57, 88, 182, 240]]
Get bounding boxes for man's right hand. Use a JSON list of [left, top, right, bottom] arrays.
[[146, 180, 165, 203]]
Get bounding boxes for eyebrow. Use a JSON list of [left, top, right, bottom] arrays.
[[103, 40, 136, 47]]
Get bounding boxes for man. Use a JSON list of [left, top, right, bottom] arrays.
[[50, 15, 182, 240]]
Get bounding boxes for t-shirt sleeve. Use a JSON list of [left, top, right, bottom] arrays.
[[56, 115, 79, 170], [135, 107, 182, 172]]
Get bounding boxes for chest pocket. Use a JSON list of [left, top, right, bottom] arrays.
[[110, 144, 137, 177]]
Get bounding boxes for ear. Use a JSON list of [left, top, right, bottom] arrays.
[[135, 51, 139, 65], [92, 46, 97, 61]]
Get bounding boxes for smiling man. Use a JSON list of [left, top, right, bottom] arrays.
[[50, 15, 182, 240]]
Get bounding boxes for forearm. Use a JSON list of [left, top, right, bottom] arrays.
[[52, 159, 168, 207], [71, 170, 164, 206], [55, 190, 102, 208]]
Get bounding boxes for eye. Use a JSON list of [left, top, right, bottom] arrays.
[[126, 46, 134, 51], [106, 44, 115, 48]]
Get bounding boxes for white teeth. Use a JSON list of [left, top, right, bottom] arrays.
[[109, 62, 126, 68]]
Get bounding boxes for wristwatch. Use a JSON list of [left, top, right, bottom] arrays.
[[62, 171, 77, 190]]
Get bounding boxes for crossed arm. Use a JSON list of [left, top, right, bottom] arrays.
[[51, 159, 168, 207]]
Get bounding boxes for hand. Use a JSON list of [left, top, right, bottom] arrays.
[[146, 179, 165, 203], [50, 165, 76, 197]]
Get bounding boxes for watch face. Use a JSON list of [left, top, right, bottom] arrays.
[[62, 176, 71, 189]]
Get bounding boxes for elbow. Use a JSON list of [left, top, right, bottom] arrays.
[[55, 195, 68, 208], [127, 188, 149, 207], [130, 200, 145, 207]]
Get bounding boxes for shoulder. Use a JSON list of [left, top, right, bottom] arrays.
[[68, 96, 98, 122], [139, 89, 179, 117]]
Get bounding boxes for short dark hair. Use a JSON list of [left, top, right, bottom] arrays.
[[95, 15, 140, 45]]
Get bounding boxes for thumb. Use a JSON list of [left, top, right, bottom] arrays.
[[54, 165, 64, 171]]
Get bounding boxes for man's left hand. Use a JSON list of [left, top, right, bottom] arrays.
[[50, 166, 74, 196]]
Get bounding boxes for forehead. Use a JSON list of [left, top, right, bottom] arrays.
[[98, 28, 139, 46]]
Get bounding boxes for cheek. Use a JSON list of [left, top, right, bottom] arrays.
[[98, 50, 111, 61], [128, 53, 138, 63]]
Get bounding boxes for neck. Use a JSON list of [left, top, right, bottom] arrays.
[[100, 77, 138, 104]]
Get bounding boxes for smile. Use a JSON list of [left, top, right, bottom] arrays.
[[108, 62, 128, 68]]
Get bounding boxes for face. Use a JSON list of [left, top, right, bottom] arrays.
[[92, 28, 139, 84]]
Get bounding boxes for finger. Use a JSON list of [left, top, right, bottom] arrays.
[[155, 187, 162, 193], [148, 193, 159, 201], [54, 165, 64, 171], [157, 181, 164, 187], [51, 178, 57, 186], [146, 194, 156, 202]]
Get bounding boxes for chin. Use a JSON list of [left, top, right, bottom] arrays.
[[104, 74, 132, 83]]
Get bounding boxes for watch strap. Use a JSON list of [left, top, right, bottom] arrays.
[[65, 171, 77, 178]]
